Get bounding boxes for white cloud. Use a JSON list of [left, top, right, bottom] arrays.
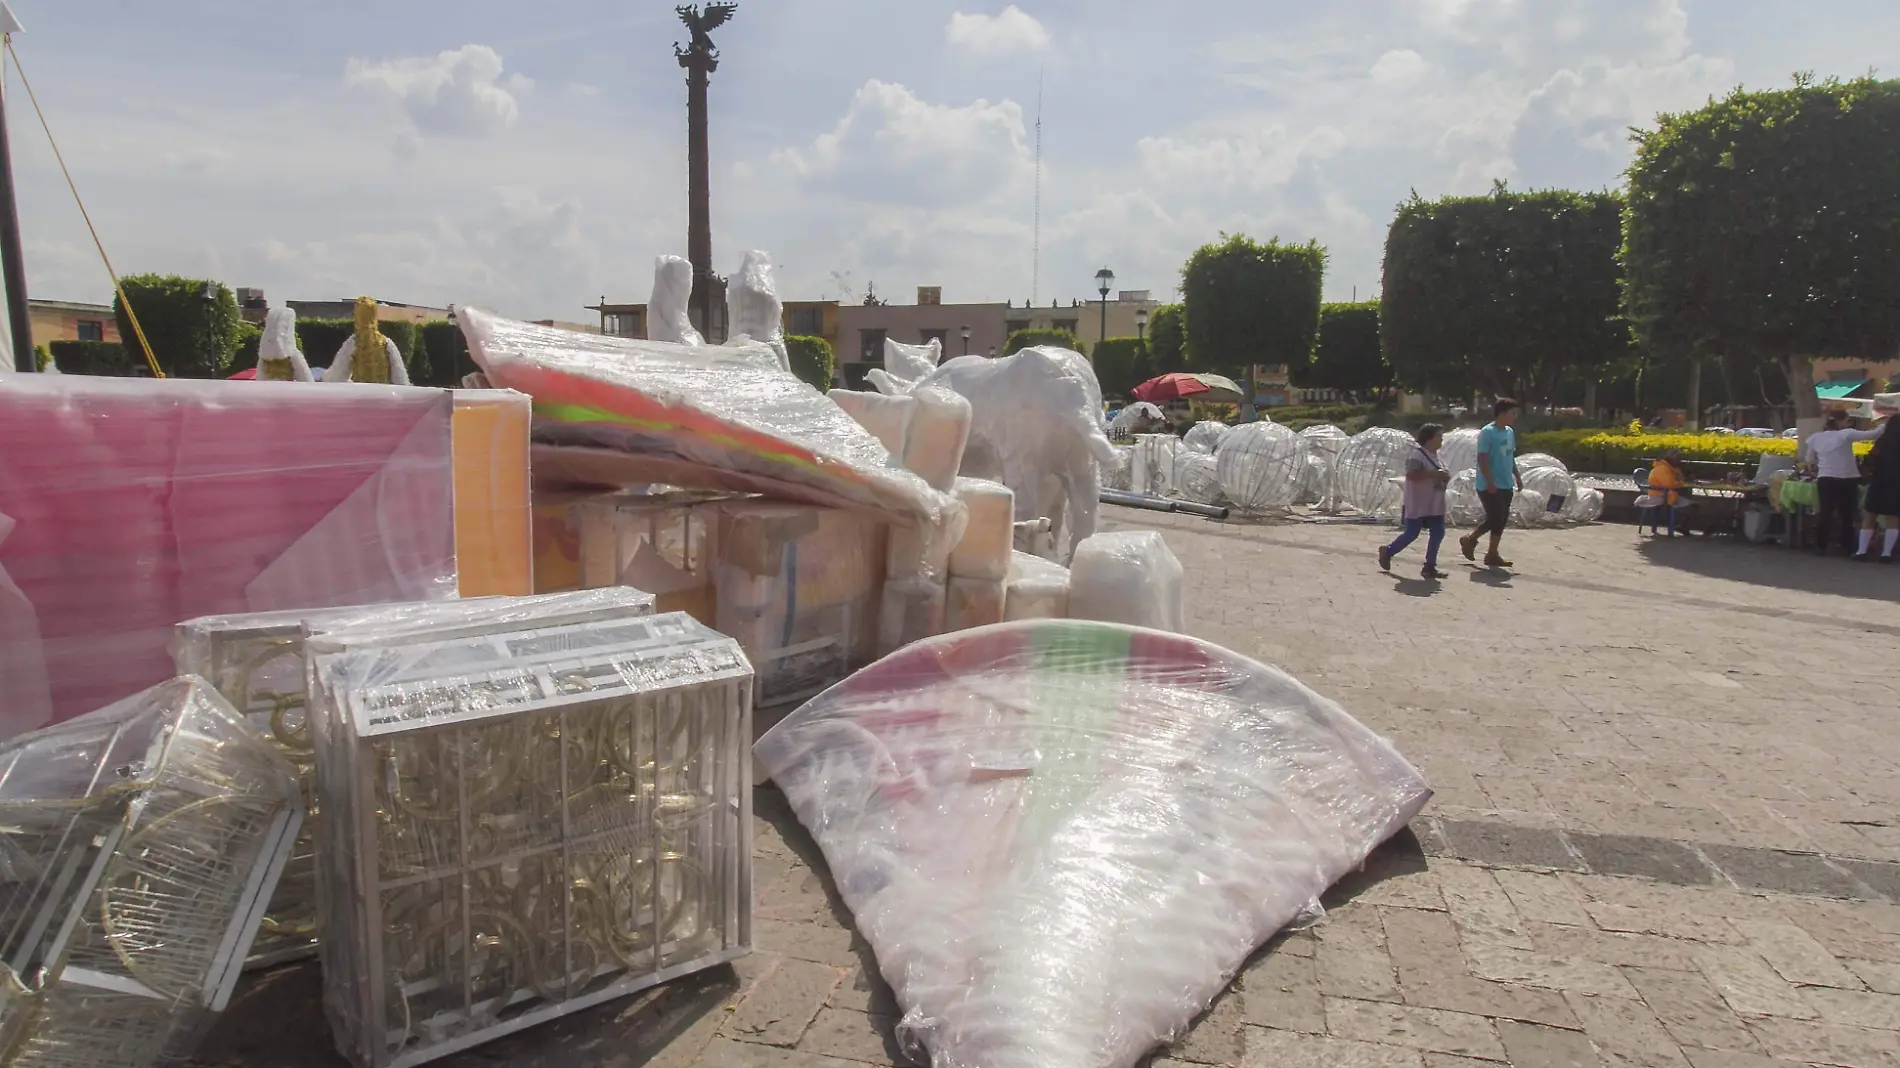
[[944, 6, 1052, 57], [1370, 49, 1429, 84], [344, 44, 533, 137], [771, 81, 1033, 206]]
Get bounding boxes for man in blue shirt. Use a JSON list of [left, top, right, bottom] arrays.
[[1459, 399, 1525, 569]]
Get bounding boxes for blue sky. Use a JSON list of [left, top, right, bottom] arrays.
[[9, 0, 1900, 320]]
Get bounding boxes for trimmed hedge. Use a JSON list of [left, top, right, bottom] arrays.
[[1519, 429, 1871, 472], [230, 322, 264, 375], [297, 318, 420, 381], [1004, 328, 1081, 356], [112, 275, 242, 378], [48, 339, 146, 377], [785, 334, 836, 390], [418, 320, 467, 386], [1091, 336, 1151, 399]]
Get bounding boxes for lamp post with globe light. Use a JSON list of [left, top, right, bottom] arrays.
[[1094, 267, 1114, 353], [960, 324, 971, 356]]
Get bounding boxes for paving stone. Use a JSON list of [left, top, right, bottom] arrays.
[[1318, 909, 1403, 1003], [1422, 1055, 1503, 1068], [1168, 987, 1250, 1066], [828, 965, 901, 1018], [1569, 834, 1720, 887], [1729, 918, 1865, 990], [1242, 1027, 1427, 1068], [693, 1036, 869, 1068], [1464, 945, 1639, 1000], [1678, 1051, 1803, 1068], [1800, 987, 1900, 1031], [1833, 859, 1900, 903], [1621, 966, 1763, 1053], [1845, 958, 1900, 996], [1324, 998, 1506, 1060], [722, 956, 845, 1047], [756, 917, 863, 968], [1493, 869, 1595, 927], [794, 1007, 902, 1066], [1497, 1020, 1603, 1068], [1240, 942, 1326, 1033], [1435, 820, 1580, 871], [1698, 845, 1873, 901], [1563, 994, 1691, 1068], [1527, 923, 1704, 972], [1689, 946, 1819, 1021], [1582, 902, 1743, 945], [1438, 865, 1536, 951], [1743, 1016, 1900, 1068]]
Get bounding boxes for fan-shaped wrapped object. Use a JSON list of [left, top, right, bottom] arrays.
[[308, 612, 753, 1068], [1438, 428, 1480, 478], [1170, 453, 1224, 506], [1215, 423, 1303, 513], [1181, 421, 1230, 455], [171, 591, 661, 967], [1334, 428, 1415, 518], [755, 620, 1433, 1068], [0, 677, 302, 1068]]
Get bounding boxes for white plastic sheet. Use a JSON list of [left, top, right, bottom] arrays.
[[1108, 402, 1165, 434], [1067, 531, 1184, 633], [649, 255, 703, 345], [1004, 550, 1069, 621], [829, 389, 914, 457], [870, 337, 943, 396], [755, 619, 1434, 1068], [727, 250, 791, 372]]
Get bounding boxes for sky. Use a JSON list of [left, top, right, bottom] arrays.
[[7, 0, 1900, 321]]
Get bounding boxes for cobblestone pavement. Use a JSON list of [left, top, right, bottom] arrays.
[[194, 517, 1900, 1068]]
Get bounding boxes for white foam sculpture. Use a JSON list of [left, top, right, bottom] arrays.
[[1334, 428, 1415, 519], [1215, 422, 1303, 513]]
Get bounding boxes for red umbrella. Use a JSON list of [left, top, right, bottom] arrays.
[[1131, 372, 1243, 403], [228, 368, 258, 380]]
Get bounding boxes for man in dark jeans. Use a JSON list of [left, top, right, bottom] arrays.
[[1460, 399, 1526, 569], [1802, 410, 1884, 555]]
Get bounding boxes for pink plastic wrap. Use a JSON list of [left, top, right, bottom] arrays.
[[0, 376, 456, 737], [756, 620, 1432, 1068]]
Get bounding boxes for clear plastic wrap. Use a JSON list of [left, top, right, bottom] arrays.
[[902, 386, 973, 492], [753, 619, 1434, 1068], [1101, 445, 1134, 492], [712, 502, 887, 709], [648, 255, 703, 346], [452, 390, 534, 597], [307, 613, 753, 1068], [1131, 433, 1179, 497], [1519, 452, 1568, 473], [1107, 402, 1164, 434], [828, 389, 915, 457], [877, 577, 947, 657], [912, 348, 1117, 562], [1294, 452, 1330, 506], [1333, 428, 1415, 519], [1181, 420, 1230, 454], [726, 250, 791, 373], [946, 576, 1007, 632], [171, 590, 661, 967], [0, 376, 457, 737], [1515, 466, 1578, 527], [574, 490, 735, 622], [1569, 486, 1605, 524], [0, 676, 303, 1068], [1438, 427, 1480, 478], [1066, 531, 1184, 633], [949, 479, 1016, 582], [1170, 452, 1225, 506], [456, 307, 960, 546], [1004, 550, 1069, 621], [1214, 422, 1303, 513], [1297, 424, 1351, 511], [1446, 469, 1485, 525], [872, 337, 943, 395]]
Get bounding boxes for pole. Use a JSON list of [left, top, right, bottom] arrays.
[[1098, 291, 1108, 353], [0, 34, 33, 372]]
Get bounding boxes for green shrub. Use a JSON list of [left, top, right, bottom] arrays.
[[1003, 328, 1081, 356], [1516, 429, 1854, 472], [229, 322, 263, 375], [112, 274, 242, 378], [32, 344, 49, 372], [1091, 337, 1151, 399], [785, 335, 836, 390], [418, 320, 467, 386], [297, 317, 421, 381], [48, 339, 144, 377]]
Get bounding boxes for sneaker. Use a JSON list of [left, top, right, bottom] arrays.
[[1459, 536, 1477, 562], [1378, 547, 1393, 572], [1422, 566, 1449, 580], [1484, 554, 1514, 569], [1881, 554, 1896, 565], [1854, 552, 1872, 563]]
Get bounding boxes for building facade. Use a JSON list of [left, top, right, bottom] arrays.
[[836, 287, 1009, 388], [286, 298, 448, 324], [1009, 290, 1164, 354], [27, 299, 119, 351]]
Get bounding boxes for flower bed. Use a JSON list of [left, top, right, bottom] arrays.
[[1521, 428, 1870, 473]]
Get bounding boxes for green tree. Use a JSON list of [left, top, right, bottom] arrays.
[[1148, 303, 1187, 372], [1624, 75, 1900, 427], [112, 275, 242, 378], [1302, 302, 1390, 400], [785, 335, 836, 390], [1180, 235, 1326, 409], [49, 340, 143, 376], [1003, 327, 1082, 355], [1381, 185, 1629, 405], [1091, 337, 1152, 399]]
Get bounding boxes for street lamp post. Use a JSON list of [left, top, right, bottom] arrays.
[[1094, 267, 1114, 351], [960, 324, 971, 356], [1136, 307, 1149, 344]]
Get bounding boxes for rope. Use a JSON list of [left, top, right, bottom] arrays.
[[4, 36, 163, 377]]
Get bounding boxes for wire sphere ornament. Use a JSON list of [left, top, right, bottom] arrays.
[[1182, 421, 1231, 455], [1445, 469, 1484, 525], [1438, 428, 1481, 477], [1515, 465, 1578, 527], [1216, 422, 1304, 513], [1334, 428, 1415, 518], [1172, 452, 1225, 506]]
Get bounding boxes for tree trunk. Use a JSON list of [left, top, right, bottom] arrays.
[[1685, 359, 1703, 430], [1786, 354, 1823, 441], [1583, 378, 1599, 421]]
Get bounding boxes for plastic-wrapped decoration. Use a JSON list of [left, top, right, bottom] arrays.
[[902, 386, 973, 493], [1170, 452, 1224, 506], [1214, 422, 1303, 514], [1102, 445, 1134, 492], [1131, 434, 1178, 497], [1295, 453, 1329, 507], [878, 577, 947, 657], [1515, 466, 1578, 527], [171, 591, 661, 967], [0, 677, 302, 1068], [1333, 428, 1415, 518], [754, 619, 1434, 1068], [1445, 469, 1485, 525], [1181, 421, 1230, 455], [1519, 453, 1568, 473], [1296, 423, 1350, 464], [1067, 531, 1184, 633], [1570, 486, 1605, 524], [1437, 428, 1480, 478], [574, 490, 731, 622], [949, 479, 1016, 582], [828, 390, 915, 458], [308, 613, 753, 1068], [1004, 551, 1069, 621], [946, 577, 1007, 632], [725, 250, 791, 372]]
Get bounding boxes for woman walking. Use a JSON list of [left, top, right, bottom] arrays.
[[1380, 424, 1452, 580], [1854, 415, 1899, 562]]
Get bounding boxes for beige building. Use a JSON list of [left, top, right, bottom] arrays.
[[1010, 290, 1165, 353], [286, 298, 448, 324], [836, 287, 1009, 388], [27, 298, 119, 351]]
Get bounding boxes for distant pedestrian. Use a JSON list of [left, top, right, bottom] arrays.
[[1380, 423, 1451, 580], [1459, 399, 1525, 569], [1854, 414, 1899, 562], [1801, 409, 1884, 557]]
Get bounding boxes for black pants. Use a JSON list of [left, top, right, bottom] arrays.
[[1815, 477, 1861, 552], [1473, 490, 1514, 539]]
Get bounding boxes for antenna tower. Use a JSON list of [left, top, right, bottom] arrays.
[[1031, 65, 1043, 306]]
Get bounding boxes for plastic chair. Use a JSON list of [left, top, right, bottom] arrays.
[[1633, 467, 1691, 536]]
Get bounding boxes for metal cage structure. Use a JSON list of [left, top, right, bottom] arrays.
[[0, 677, 303, 1068], [307, 612, 753, 1068], [171, 591, 660, 969]]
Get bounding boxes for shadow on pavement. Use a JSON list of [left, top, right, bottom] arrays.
[[1636, 534, 1900, 602]]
